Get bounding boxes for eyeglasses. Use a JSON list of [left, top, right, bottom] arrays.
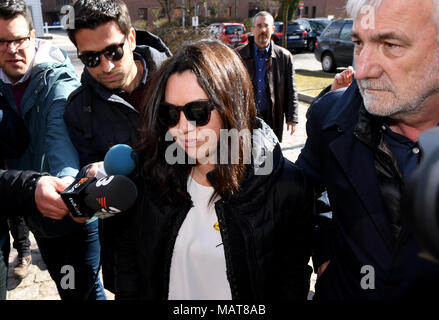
[[158, 100, 215, 127], [0, 34, 31, 52], [77, 37, 126, 68]]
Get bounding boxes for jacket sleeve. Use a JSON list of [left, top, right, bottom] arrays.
[[284, 52, 299, 123], [0, 169, 45, 215], [295, 91, 345, 272], [44, 73, 80, 177], [63, 91, 105, 168], [0, 97, 30, 159], [275, 162, 314, 300]]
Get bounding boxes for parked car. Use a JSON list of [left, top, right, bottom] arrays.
[[209, 23, 248, 47], [314, 18, 354, 72], [295, 18, 330, 52], [272, 22, 308, 51]]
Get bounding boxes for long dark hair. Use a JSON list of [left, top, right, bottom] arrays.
[[136, 40, 256, 205]]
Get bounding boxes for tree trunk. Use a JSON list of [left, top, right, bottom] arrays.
[[282, 2, 288, 48]]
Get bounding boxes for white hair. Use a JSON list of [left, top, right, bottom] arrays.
[[346, 0, 439, 43]]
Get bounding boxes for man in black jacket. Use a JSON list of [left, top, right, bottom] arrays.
[[296, 0, 439, 299], [0, 96, 72, 299], [63, 0, 169, 294], [235, 11, 299, 142]]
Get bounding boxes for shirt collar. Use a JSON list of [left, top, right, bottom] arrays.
[[253, 42, 270, 57]]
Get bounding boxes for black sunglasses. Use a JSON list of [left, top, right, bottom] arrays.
[[77, 37, 126, 68], [158, 100, 215, 127]]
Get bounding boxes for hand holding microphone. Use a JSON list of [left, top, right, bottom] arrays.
[[61, 175, 138, 220], [61, 144, 139, 220]]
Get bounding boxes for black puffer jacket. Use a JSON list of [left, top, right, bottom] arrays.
[[115, 120, 314, 300]]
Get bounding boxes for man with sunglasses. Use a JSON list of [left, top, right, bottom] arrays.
[[63, 0, 170, 295], [0, 0, 106, 300]]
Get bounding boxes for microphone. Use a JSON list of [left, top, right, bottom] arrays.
[[104, 144, 137, 176], [61, 175, 138, 219]]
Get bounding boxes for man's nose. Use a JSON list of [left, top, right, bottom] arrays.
[[6, 42, 19, 54], [99, 54, 115, 73], [354, 44, 383, 80]]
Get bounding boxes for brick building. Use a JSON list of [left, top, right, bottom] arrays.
[[295, 0, 348, 19], [39, 0, 281, 26], [124, 1, 281, 25], [39, 0, 348, 27]]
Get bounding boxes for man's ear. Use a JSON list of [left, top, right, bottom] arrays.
[[128, 27, 136, 51], [30, 29, 36, 39]]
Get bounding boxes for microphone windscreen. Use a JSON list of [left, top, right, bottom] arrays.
[[104, 144, 137, 176], [84, 175, 138, 214]]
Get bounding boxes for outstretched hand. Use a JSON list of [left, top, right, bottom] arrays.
[[330, 66, 354, 91]]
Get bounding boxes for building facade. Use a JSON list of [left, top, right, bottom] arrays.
[[39, 0, 348, 27], [295, 0, 348, 19]]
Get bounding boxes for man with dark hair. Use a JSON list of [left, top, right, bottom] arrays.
[[235, 11, 299, 142], [0, 0, 105, 299], [63, 0, 170, 295]]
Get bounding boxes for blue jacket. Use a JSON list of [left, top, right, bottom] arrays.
[[296, 81, 439, 300], [1, 40, 80, 177], [0, 40, 82, 238]]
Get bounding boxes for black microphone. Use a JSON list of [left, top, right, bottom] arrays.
[[61, 175, 138, 219]]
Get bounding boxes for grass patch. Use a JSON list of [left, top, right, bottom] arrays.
[[295, 68, 348, 97], [295, 70, 335, 97]]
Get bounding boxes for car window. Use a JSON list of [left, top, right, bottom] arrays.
[[287, 23, 303, 33], [339, 23, 353, 41], [322, 21, 343, 38], [274, 23, 283, 32], [310, 20, 329, 33], [225, 26, 244, 35], [298, 20, 311, 30]]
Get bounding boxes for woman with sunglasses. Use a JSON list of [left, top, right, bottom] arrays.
[[115, 40, 314, 300]]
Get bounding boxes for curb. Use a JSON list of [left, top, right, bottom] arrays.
[[298, 92, 316, 104]]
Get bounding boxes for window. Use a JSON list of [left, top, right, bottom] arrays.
[[309, 20, 330, 33], [322, 22, 343, 38], [312, 6, 316, 18], [138, 8, 148, 20], [304, 6, 309, 16], [225, 25, 244, 35], [339, 23, 353, 41], [224, 7, 232, 17]]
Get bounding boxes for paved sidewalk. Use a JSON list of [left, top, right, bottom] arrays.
[[6, 31, 316, 300]]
